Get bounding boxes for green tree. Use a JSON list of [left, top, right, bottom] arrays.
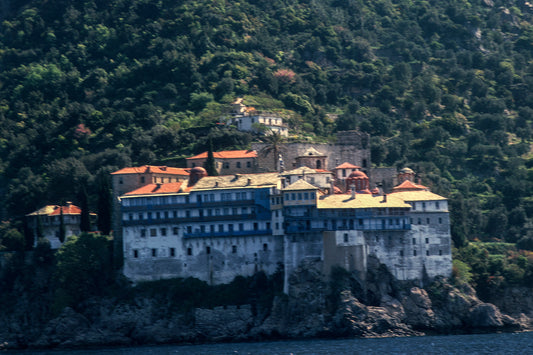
[[205, 138, 218, 176], [59, 206, 66, 244], [97, 173, 112, 236], [79, 185, 91, 233], [55, 233, 113, 306], [259, 131, 286, 172]]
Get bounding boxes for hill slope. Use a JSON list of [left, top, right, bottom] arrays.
[[0, 0, 532, 250]]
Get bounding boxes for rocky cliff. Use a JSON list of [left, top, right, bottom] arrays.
[[0, 259, 531, 350]]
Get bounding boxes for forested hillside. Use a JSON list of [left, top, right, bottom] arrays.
[[0, 0, 532, 259]]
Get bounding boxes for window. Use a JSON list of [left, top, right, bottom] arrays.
[[412, 238, 416, 245], [164, 211, 169, 219], [425, 238, 429, 244], [400, 250, 404, 256], [412, 203, 416, 210], [422, 202, 426, 209], [200, 225, 205, 233], [148, 212, 152, 220], [152, 248, 157, 257], [439, 217, 442, 224], [133, 250, 138, 258], [253, 222, 258, 230], [173, 227, 178, 235], [119, 177, 123, 184], [218, 224, 224, 232], [173, 211, 178, 218], [228, 224, 234, 232], [156, 212, 160, 219], [239, 223, 244, 231], [206, 246, 211, 254], [210, 225, 215, 233], [150, 228, 157, 237], [413, 250, 417, 256], [223, 162, 229, 169], [186, 226, 192, 234], [140, 176, 145, 184], [246, 161, 251, 168], [232, 245, 237, 253], [418, 218, 422, 225], [139, 213, 144, 220], [427, 218, 430, 224], [439, 250, 443, 256], [236, 162, 241, 168], [426, 250, 429, 256], [160, 228, 167, 236], [266, 222, 270, 230], [186, 210, 190, 218], [344, 233, 349, 243], [169, 248, 175, 257], [187, 247, 192, 256], [436, 201, 440, 209], [263, 243, 268, 251], [129, 213, 133, 221], [141, 229, 146, 237]]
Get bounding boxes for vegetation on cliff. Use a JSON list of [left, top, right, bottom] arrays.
[[0, 0, 532, 300]]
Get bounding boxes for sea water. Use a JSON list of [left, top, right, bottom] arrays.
[[11, 332, 533, 355]]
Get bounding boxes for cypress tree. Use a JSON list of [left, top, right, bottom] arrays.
[[205, 138, 218, 176], [59, 206, 66, 243], [79, 185, 91, 233], [97, 173, 113, 236]]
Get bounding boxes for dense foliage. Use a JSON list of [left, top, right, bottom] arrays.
[[0, 0, 532, 289]]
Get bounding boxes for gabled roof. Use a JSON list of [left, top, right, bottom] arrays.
[[281, 166, 331, 176], [298, 147, 325, 157], [284, 179, 318, 191], [391, 180, 428, 192], [191, 173, 279, 190], [186, 150, 257, 160], [27, 204, 84, 216], [111, 165, 190, 175], [335, 162, 361, 170], [389, 190, 447, 202], [317, 194, 410, 209], [124, 182, 186, 196]]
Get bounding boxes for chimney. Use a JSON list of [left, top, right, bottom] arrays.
[[382, 194, 387, 203], [350, 184, 356, 199], [247, 178, 252, 186]]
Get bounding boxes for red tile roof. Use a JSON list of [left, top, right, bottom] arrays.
[[111, 165, 190, 175], [391, 180, 428, 192], [335, 162, 361, 170], [187, 150, 257, 160], [124, 182, 186, 195], [27, 204, 83, 216]]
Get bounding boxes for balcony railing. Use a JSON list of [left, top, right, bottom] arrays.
[[184, 229, 272, 239]]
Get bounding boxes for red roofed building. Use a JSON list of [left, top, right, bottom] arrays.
[[186, 150, 258, 175], [334, 162, 362, 181], [110, 165, 190, 259], [27, 202, 97, 249]]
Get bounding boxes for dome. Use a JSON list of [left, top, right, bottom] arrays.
[[400, 167, 414, 174], [191, 166, 207, 174], [348, 170, 368, 179]]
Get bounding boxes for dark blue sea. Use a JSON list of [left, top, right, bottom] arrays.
[[10, 332, 533, 354]]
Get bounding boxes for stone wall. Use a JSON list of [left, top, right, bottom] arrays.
[[124, 234, 284, 285], [251, 131, 371, 173]]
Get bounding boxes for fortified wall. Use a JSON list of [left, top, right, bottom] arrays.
[[252, 131, 371, 172]]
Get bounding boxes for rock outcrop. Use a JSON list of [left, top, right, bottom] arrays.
[[0, 260, 531, 349]]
